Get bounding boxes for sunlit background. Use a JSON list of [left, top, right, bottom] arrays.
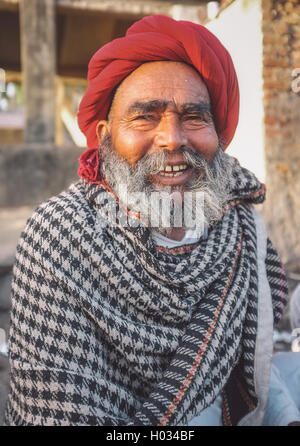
[[0, 0, 266, 178]]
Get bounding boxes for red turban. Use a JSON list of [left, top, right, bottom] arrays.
[[77, 14, 239, 184]]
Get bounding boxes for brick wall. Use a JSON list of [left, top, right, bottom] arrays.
[[262, 0, 300, 272]]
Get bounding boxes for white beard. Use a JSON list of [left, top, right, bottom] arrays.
[[99, 136, 233, 234]]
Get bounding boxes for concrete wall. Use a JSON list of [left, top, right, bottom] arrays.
[[0, 144, 82, 207]]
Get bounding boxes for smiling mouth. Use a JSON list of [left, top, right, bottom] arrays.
[[150, 162, 195, 186], [158, 163, 190, 177]]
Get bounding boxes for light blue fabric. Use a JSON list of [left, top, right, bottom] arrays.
[[187, 393, 223, 426], [271, 352, 300, 409], [187, 355, 300, 426], [262, 353, 300, 426]]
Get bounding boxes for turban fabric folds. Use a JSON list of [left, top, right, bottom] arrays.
[[77, 14, 239, 183]]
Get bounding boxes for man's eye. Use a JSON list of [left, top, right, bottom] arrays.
[[135, 114, 154, 120], [184, 115, 204, 121]]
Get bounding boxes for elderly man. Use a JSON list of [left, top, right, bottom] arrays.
[[4, 15, 300, 426]]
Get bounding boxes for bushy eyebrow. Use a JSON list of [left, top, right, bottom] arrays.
[[126, 100, 212, 117], [181, 102, 212, 116], [127, 100, 168, 115]]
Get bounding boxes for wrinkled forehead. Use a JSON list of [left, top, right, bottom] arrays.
[[108, 61, 211, 119]]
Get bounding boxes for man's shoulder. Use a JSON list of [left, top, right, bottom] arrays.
[[19, 180, 98, 247], [30, 179, 90, 217]]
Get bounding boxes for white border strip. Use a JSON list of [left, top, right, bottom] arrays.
[[238, 210, 274, 426]]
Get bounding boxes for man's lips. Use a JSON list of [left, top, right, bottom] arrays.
[[151, 166, 194, 186]]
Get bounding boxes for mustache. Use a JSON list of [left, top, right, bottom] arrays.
[[144, 147, 209, 176], [99, 133, 227, 199], [100, 134, 214, 178], [128, 144, 223, 193]]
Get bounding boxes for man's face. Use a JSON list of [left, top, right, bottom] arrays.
[[97, 61, 219, 190]]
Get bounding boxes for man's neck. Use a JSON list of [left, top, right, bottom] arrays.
[[162, 227, 186, 241]]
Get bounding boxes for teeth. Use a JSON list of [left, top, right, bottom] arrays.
[[160, 164, 188, 173], [160, 171, 187, 177]]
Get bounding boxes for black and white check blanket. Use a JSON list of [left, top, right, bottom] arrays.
[[5, 158, 288, 426]]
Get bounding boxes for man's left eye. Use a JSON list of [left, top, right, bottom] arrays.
[[136, 114, 154, 120], [184, 115, 203, 121]]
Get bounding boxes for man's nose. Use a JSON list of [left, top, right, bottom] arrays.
[[154, 115, 187, 151]]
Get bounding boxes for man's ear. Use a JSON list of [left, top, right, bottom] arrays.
[[96, 120, 110, 144]]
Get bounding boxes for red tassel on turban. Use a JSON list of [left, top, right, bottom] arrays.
[[77, 14, 239, 184]]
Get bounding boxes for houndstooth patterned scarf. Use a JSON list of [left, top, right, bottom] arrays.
[[5, 156, 287, 426]]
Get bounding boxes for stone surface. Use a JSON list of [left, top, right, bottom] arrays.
[[0, 310, 10, 341], [20, 0, 56, 144], [0, 273, 12, 311], [56, 0, 181, 16], [0, 205, 36, 266], [0, 144, 82, 207]]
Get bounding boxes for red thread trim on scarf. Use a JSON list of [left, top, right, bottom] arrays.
[[99, 181, 149, 226], [156, 243, 199, 255], [222, 184, 266, 214], [236, 378, 256, 412], [158, 232, 243, 426], [222, 390, 232, 426]]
